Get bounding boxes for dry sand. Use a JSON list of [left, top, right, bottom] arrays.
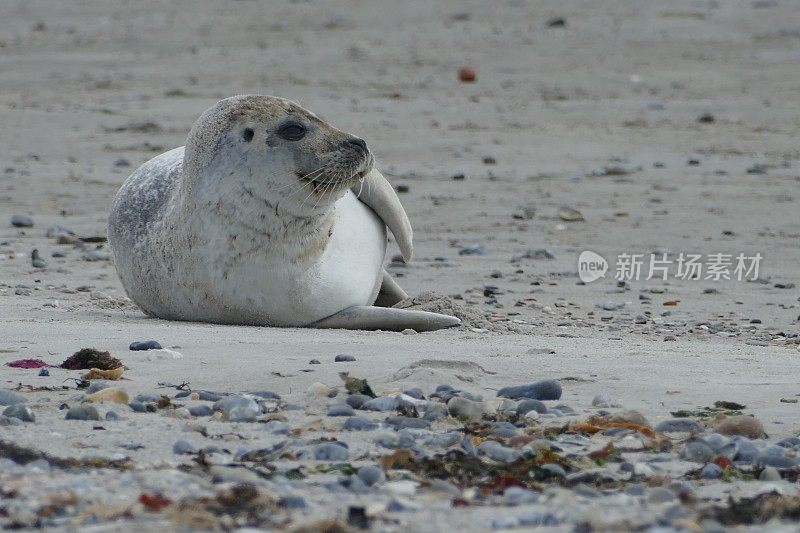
[[1, 0, 800, 530]]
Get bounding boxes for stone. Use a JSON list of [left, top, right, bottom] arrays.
[[334, 354, 356, 362], [105, 411, 119, 421], [85, 387, 130, 404], [263, 420, 290, 434], [328, 404, 356, 417], [447, 396, 487, 421], [759, 466, 782, 481], [357, 465, 385, 486], [343, 417, 377, 431], [3, 404, 34, 422], [346, 394, 372, 409], [128, 401, 147, 413], [648, 487, 676, 503], [681, 441, 714, 463], [497, 379, 562, 400], [714, 415, 764, 439], [129, 340, 162, 351], [655, 419, 701, 433], [540, 463, 566, 479], [754, 453, 797, 469], [700, 463, 723, 479], [173, 439, 197, 455], [516, 399, 547, 415], [604, 410, 651, 427], [313, 442, 349, 461], [361, 396, 399, 411], [279, 496, 306, 509], [188, 405, 213, 417], [0, 390, 26, 406], [65, 405, 100, 421], [307, 382, 332, 396], [227, 405, 260, 422], [477, 441, 519, 463], [11, 214, 33, 227]]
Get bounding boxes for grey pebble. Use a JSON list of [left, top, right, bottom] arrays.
[[173, 439, 197, 455], [759, 466, 782, 481], [334, 354, 356, 362], [128, 401, 147, 413], [198, 391, 224, 402], [754, 453, 797, 469], [655, 419, 701, 433], [0, 390, 26, 406], [357, 465, 385, 486], [11, 214, 33, 227], [65, 405, 100, 421], [648, 487, 676, 503], [447, 396, 486, 420], [346, 394, 372, 409], [309, 359, 321, 365], [213, 396, 260, 416], [477, 440, 519, 463], [188, 404, 214, 417], [279, 495, 306, 509], [540, 463, 566, 479], [497, 379, 562, 401], [681, 441, 714, 463], [86, 381, 111, 394], [263, 420, 290, 435], [343, 416, 378, 431], [228, 404, 260, 422], [3, 404, 35, 422], [700, 463, 723, 479], [361, 396, 398, 412], [105, 411, 119, 421], [516, 399, 547, 415], [386, 416, 430, 430], [313, 442, 349, 461], [328, 404, 356, 417]]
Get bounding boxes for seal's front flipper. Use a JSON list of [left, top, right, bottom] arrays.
[[310, 306, 460, 332], [373, 270, 408, 308], [353, 169, 413, 262]]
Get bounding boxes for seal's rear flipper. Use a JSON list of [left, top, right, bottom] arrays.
[[310, 306, 460, 332], [373, 270, 408, 308]]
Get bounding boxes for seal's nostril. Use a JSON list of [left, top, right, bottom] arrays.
[[347, 138, 367, 152]]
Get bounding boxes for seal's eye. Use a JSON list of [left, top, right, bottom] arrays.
[[242, 128, 254, 142], [277, 122, 306, 142]]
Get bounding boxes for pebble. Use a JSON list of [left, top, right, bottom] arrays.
[[497, 379, 562, 400], [3, 404, 35, 422], [447, 396, 487, 421], [264, 420, 290, 434], [655, 419, 701, 433], [328, 404, 356, 417], [279, 495, 306, 509], [173, 439, 198, 455], [346, 394, 372, 409], [198, 391, 223, 402], [478, 441, 519, 463], [361, 396, 399, 412], [309, 359, 321, 364], [313, 442, 349, 461], [516, 399, 547, 415], [188, 405, 213, 417], [227, 404, 260, 422], [129, 340, 162, 351], [11, 214, 33, 227], [714, 415, 764, 439], [65, 405, 100, 421], [700, 463, 723, 479], [38, 368, 49, 377], [541, 463, 567, 479], [759, 466, 781, 481], [648, 487, 676, 504], [357, 465, 385, 486], [0, 390, 26, 406], [681, 441, 714, 463], [342, 417, 378, 431], [105, 411, 119, 421], [307, 382, 332, 397], [754, 453, 797, 469], [334, 354, 356, 362], [128, 401, 147, 413]]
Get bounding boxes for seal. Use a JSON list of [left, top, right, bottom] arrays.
[[108, 95, 460, 331]]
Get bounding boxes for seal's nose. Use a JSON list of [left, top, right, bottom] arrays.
[[347, 137, 367, 152]]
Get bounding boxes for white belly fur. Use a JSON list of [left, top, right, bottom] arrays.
[[186, 191, 387, 327]]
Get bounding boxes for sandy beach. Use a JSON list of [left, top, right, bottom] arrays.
[[2, 0, 800, 530]]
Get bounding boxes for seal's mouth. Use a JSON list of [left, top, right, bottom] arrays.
[[295, 145, 373, 196]]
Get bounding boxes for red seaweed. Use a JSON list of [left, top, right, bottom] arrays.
[[5, 358, 52, 369]]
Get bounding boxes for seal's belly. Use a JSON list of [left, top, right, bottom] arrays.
[[203, 192, 386, 326]]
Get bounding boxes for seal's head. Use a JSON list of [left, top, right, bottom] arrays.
[[183, 95, 373, 216]]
